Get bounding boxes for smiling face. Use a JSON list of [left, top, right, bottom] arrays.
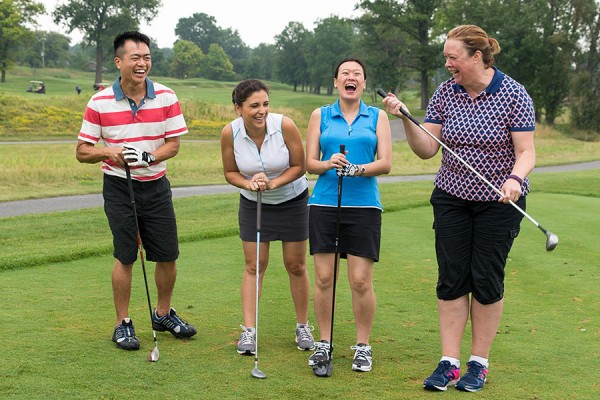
[[235, 90, 269, 132], [334, 61, 366, 100], [115, 40, 151, 85], [443, 38, 479, 87]]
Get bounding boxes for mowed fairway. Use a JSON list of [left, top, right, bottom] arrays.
[[1, 185, 598, 399]]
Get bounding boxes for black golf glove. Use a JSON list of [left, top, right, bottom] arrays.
[[336, 163, 360, 177], [123, 145, 155, 167]]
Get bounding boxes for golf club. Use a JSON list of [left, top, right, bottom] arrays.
[[376, 88, 558, 251], [124, 164, 160, 362], [251, 190, 266, 379], [313, 144, 345, 377]]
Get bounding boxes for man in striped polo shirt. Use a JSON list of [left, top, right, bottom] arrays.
[[76, 31, 196, 351]]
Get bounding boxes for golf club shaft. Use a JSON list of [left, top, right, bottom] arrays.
[[254, 190, 263, 374], [376, 89, 547, 234], [329, 144, 345, 353], [124, 165, 159, 351]]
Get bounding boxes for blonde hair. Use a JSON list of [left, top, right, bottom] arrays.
[[447, 25, 501, 68]]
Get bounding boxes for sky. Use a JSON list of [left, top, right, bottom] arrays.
[[37, 0, 362, 48]]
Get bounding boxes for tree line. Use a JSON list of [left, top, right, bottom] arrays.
[[1, 0, 598, 133]]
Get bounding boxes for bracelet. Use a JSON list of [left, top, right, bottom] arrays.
[[507, 174, 523, 185]]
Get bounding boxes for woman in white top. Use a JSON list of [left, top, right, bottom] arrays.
[[220, 79, 315, 356]]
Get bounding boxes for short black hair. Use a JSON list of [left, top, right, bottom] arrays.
[[232, 79, 269, 105], [114, 31, 151, 56], [334, 57, 367, 80]]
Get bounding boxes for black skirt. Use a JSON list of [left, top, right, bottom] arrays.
[[239, 189, 309, 242]]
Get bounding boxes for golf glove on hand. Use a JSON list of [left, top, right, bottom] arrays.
[[336, 163, 360, 177], [123, 145, 153, 167]]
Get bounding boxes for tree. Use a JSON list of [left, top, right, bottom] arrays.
[[170, 39, 203, 79], [175, 13, 249, 76], [438, 0, 591, 125], [358, 0, 442, 109], [200, 43, 235, 81], [149, 45, 172, 78], [355, 9, 410, 98], [275, 22, 310, 91], [306, 17, 357, 95], [17, 31, 71, 68], [571, 0, 600, 132], [0, 0, 45, 82], [53, 0, 160, 84], [244, 44, 277, 80]]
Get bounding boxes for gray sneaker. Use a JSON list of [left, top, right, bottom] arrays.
[[308, 340, 330, 366], [295, 324, 315, 351], [351, 343, 373, 372], [237, 325, 256, 355]]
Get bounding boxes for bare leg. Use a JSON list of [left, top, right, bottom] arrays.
[[282, 240, 310, 324], [470, 298, 503, 358], [313, 253, 337, 341], [438, 295, 470, 359], [112, 259, 133, 324], [155, 261, 177, 317], [241, 240, 270, 327], [347, 255, 375, 344]]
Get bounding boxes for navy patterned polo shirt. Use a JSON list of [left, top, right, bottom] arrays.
[[424, 67, 535, 201]]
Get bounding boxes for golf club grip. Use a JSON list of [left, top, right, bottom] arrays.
[[256, 190, 262, 231], [376, 88, 421, 127], [124, 164, 135, 203]]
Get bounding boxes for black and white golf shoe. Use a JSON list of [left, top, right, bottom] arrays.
[[309, 340, 332, 377], [152, 308, 197, 338], [112, 318, 140, 351]]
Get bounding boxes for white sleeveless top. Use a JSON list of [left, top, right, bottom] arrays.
[[231, 113, 308, 204]]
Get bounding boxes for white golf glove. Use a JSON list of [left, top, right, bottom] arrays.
[[123, 145, 154, 167], [336, 163, 360, 177]]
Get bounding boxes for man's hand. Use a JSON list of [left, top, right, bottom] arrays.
[[336, 163, 360, 177], [123, 145, 154, 167]]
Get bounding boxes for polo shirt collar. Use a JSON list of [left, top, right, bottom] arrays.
[[453, 66, 504, 95], [331, 99, 369, 118], [113, 77, 156, 100]]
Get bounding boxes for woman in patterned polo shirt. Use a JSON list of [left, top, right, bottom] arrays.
[[382, 25, 535, 392]]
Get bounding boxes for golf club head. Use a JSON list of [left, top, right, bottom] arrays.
[[251, 368, 266, 379], [312, 358, 333, 377], [148, 346, 159, 362], [545, 231, 559, 251]]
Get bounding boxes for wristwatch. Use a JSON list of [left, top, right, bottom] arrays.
[[148, 153, 156, 163]]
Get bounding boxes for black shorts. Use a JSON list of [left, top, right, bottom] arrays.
[[308, 206, 381, 262], [239, 189, 309, 242], [103, 174, 179, 265], [430, 187, 525, 304]]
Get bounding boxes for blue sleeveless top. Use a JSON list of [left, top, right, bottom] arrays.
[[308, 99, 382, 210]]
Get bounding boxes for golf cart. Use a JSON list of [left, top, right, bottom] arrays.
[[26, 80, 46, 94]]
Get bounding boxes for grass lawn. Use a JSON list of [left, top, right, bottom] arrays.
[[0, 174, 598, 399]]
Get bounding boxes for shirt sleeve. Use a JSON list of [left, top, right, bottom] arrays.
[[509, 84, 536, 132]]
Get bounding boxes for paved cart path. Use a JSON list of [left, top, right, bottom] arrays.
[[1, 160, 598, 218]]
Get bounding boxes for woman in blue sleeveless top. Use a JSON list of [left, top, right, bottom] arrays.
[[305, 58, 392, 374]]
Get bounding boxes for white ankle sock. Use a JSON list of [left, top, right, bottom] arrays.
[[440, 356, 460, 368], [469, 355, 489, 368]]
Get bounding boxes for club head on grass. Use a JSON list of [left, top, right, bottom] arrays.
[[251, 368, 266, 379], [312, 358, 333, 377], [546, 231, 559, 251], [148, 346, 159, 362]]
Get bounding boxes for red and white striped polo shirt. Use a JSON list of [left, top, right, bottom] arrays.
[[78, 78, 188, 181]]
